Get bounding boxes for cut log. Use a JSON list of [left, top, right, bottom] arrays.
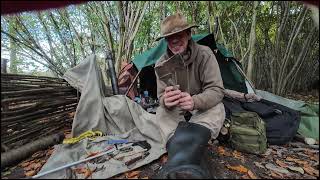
[[1, 132, 64, 169]]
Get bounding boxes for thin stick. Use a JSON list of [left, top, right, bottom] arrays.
[[125, 69, 142, 96]]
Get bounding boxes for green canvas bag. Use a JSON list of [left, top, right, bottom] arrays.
[[229, 112, 267, 154]]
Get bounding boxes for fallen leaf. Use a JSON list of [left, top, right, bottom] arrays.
[[253, 162, 265, 169], [160, 154, 168, 164], [20, 161, 31, 168], [217, 146, 231, 156], [125, 171, 141, 178], [241, 174, 250, 179], [270, 171, 283, 178], [303, 164, 319, 176], [128, 175, 139, 179], [84, 168, 93, 179], [65, 133, 72, 139], [217, 146, 225, 154], [288, 166, 304, 174], [2, 171, 11, 176], [46, 149, 54, 156], [31, 151, 43, 158], [247, 170, 257, 179], [304, 151, 319, 162], [285, 157, 308, 165], [226, 165, 248, 173], [275, 159, 288, 168], [69, 112, 76, 117], [265, 163, 290, 174], [33, 163, 43, 171], [73, 167, 87, 174], [24, 165, 33, 171], [232, 150, 245, 162], [25, 170, 36, 177], [85, 152, 100, 159], [262, 148, 273, 156], [305, 138, 316, 145]]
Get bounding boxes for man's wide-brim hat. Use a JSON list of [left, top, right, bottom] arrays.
[[156, 12, 199, 41]]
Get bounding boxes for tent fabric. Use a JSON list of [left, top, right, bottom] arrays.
[[132, 33, 232, 71], [132, 33, 247, 93], [37, 55, 166, 179], [256, 90, 319, 140]]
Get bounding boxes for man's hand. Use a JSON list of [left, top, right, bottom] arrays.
[[163, 86, 182, 108], [179, 92, 194, 111]]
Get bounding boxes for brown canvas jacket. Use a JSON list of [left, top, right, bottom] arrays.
[[155, 40, 225, 111]]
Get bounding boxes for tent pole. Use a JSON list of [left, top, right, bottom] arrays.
[[231, 59, 257, 94], [125, 69, 142, 97]]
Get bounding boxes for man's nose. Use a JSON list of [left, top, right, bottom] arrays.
[[171, 38, 179, 44]]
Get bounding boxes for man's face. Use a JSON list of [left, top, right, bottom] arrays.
[[165, 30, 190, 55]]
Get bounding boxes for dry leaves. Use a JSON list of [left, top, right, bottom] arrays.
[[125, 170, 141, 179], [84, 168, 93, 179], [23, 162, 42, 172], [73, 167, 93, 179], [31, 151, 43, 158], [275, 159, 288, 168], [285, 157, 308, 165], [160, 154, 168, 164], [304, 150, 319, 162], [232, 150, 245, 162], [25, 170, 36, 177], [217, 146, 231, 156], [253, 161, 265, 169], [218, 146, 226, 155], [20, 161, 31, 168], [86, 151, 100, 158], [303, 164, 319, 177], [226, 165, 248, 173], [270, 171, 284, 179], [69, 112, 76, 118], [247, 170, 257, 179], [241, 174, 250, 179], [74, 167, 87, 174], [46, 148, 54, 156]]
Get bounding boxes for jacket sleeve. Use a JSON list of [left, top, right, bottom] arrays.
[[192, 51, 225, 111]]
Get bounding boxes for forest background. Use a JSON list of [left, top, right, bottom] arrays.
[[1, 1, 319, 96]]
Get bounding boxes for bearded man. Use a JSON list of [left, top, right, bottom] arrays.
[[154, 12, 225, 178]]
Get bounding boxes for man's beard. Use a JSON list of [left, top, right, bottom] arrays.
[[179, 46, 191, 62]]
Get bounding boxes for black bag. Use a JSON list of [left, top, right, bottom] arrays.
[[223, 97, 301, 145]]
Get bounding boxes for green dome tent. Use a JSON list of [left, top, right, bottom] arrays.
[[131, 33, 248, 96]]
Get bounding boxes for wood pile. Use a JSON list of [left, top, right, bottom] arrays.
[[1, 73, 79, 152]]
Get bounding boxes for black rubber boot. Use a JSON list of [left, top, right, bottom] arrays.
[[155, 121, 212, 179]]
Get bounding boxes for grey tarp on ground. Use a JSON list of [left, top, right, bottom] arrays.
[[36, 55, 166, 179]]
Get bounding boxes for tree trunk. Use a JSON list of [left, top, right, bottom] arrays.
[[191, 1, 198, 34], [1, 59, 8, 73], [115, 1, 126, 73], [207, 1, 214, 34], [276, 6, 308, 95], [246, 1, 258, 82], [9, 18, 18, 73], [279, 27, 315, 95]]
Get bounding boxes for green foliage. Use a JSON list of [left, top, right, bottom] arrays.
[[0, 1, 318, 94]]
